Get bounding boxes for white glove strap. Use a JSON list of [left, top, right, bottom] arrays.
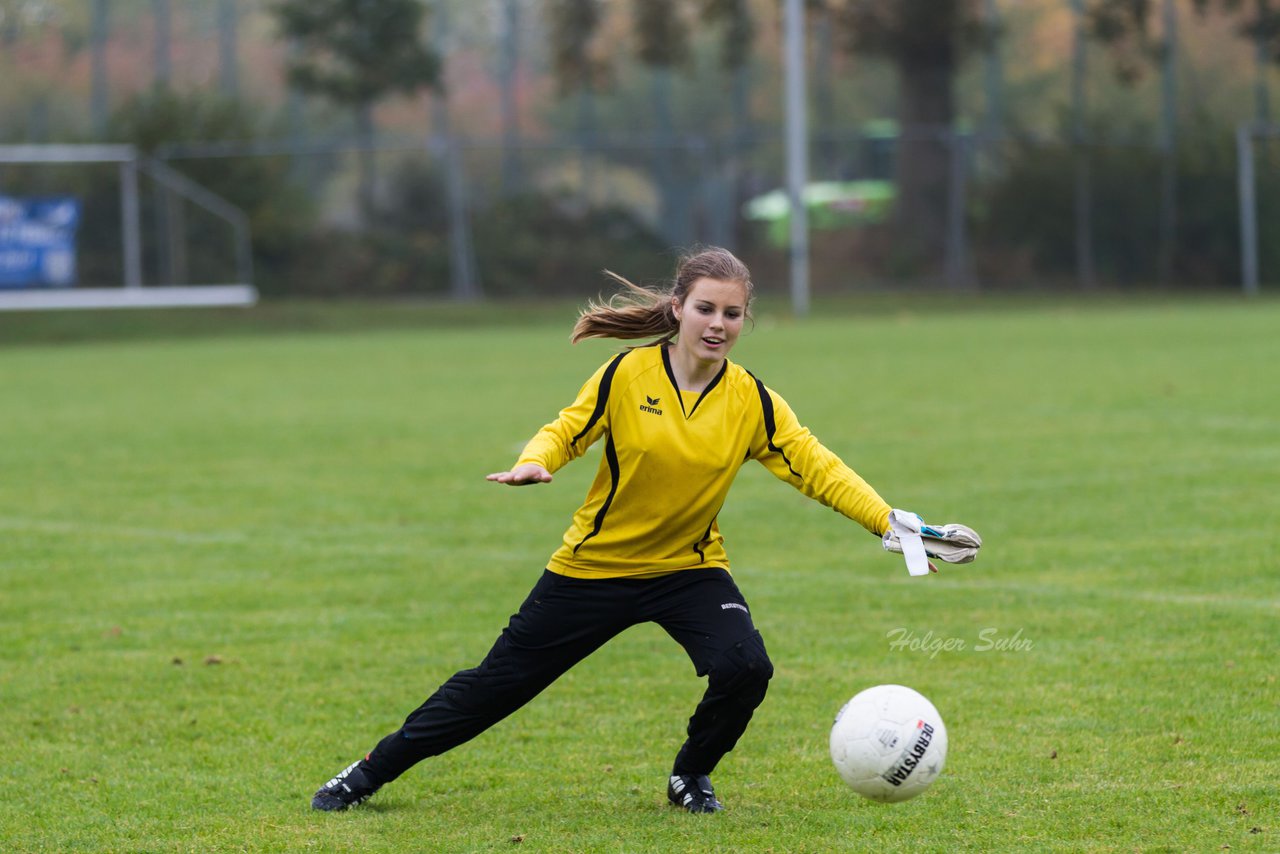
[[888, 509, 931, 577]]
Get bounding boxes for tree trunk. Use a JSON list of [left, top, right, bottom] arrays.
[[894, 55, 955, 269]]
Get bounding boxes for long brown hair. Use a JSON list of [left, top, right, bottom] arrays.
[[571, 246, 753, 344]]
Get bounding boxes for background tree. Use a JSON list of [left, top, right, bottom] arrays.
[[806, 0, 839, 178], [272, 0, 440, 218], [1090, 0, 1280, 102], [1246, 0, 1277, 121], [834, 0, 988, 269], [632, 0, 691, 245], [497, 0, 522, 193], [700, 0, 756, 248], [545, 0, 612, 201], [1087, 0, 1280, 281]]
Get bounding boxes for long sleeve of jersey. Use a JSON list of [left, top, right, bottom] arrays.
[[515, 354, 619, 474], [749, 384, 892, 537]]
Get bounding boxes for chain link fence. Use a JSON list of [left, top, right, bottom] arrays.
[[89, 122, 1266, 299]]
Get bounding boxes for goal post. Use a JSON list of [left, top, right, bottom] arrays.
[[0, 144, 256, 311]]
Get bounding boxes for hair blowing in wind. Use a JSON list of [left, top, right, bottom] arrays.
[[571, 247, 754, 344]]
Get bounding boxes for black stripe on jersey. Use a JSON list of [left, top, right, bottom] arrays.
[[660, 345, 728, 418], [571, 351, 628, 447], [572, 433, 620, 554], [692, 511, 720, 562], [749, 372, 802, 480]]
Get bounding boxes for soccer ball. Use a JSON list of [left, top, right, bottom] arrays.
[[829, 684, 948, 803]]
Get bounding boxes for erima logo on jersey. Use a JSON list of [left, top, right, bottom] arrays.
[[640, 395, 663, 415]]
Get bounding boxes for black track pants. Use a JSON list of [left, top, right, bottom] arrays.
[[363, 568, 773, 785]]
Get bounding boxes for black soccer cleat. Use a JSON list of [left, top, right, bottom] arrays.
[[667, 774, 724, 814], [311, 759, 381, 812]]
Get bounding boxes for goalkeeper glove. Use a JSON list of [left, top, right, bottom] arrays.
[[883, 508, 982, 576]]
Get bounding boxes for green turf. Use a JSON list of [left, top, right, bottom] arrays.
[[1, 297, 1276, 852]]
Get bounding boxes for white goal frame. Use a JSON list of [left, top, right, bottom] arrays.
[[0, 144, 256, 311]]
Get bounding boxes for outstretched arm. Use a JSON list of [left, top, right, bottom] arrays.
[[748, 381, 982, 574], [749, 383, 891, 536], [488, 354, 622, 487]]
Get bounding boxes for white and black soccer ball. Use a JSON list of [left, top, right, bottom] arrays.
[[829, 684, 948, 803]]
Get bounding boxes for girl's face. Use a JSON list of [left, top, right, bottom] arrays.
[[672, 277, 748, 364]]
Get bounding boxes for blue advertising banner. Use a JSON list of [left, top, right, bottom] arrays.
[[0, 196, 81, 288]]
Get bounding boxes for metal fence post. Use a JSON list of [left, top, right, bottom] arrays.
[[783, 0, 809, 317], [1237, 123, 1259, 296], [1069, 0, 1096, 289], [120, 153, 143, 289]]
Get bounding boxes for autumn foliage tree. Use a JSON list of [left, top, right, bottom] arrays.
[[272, 0, 440, 217], [834, 0, 988, 268]]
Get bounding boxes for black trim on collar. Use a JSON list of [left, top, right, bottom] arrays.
[[660, 346, 684, 414], [660, 345, 728, 419]]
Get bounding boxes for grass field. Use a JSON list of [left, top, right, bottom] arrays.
[[1, 296, 1276, 852]]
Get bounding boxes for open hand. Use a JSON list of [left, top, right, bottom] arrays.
[[486, 464, 553, 485]]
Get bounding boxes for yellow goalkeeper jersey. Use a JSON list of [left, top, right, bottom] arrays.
[[516, 344, 892, 579]]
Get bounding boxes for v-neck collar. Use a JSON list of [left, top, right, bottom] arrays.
[[661, 345, 727, 419]]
